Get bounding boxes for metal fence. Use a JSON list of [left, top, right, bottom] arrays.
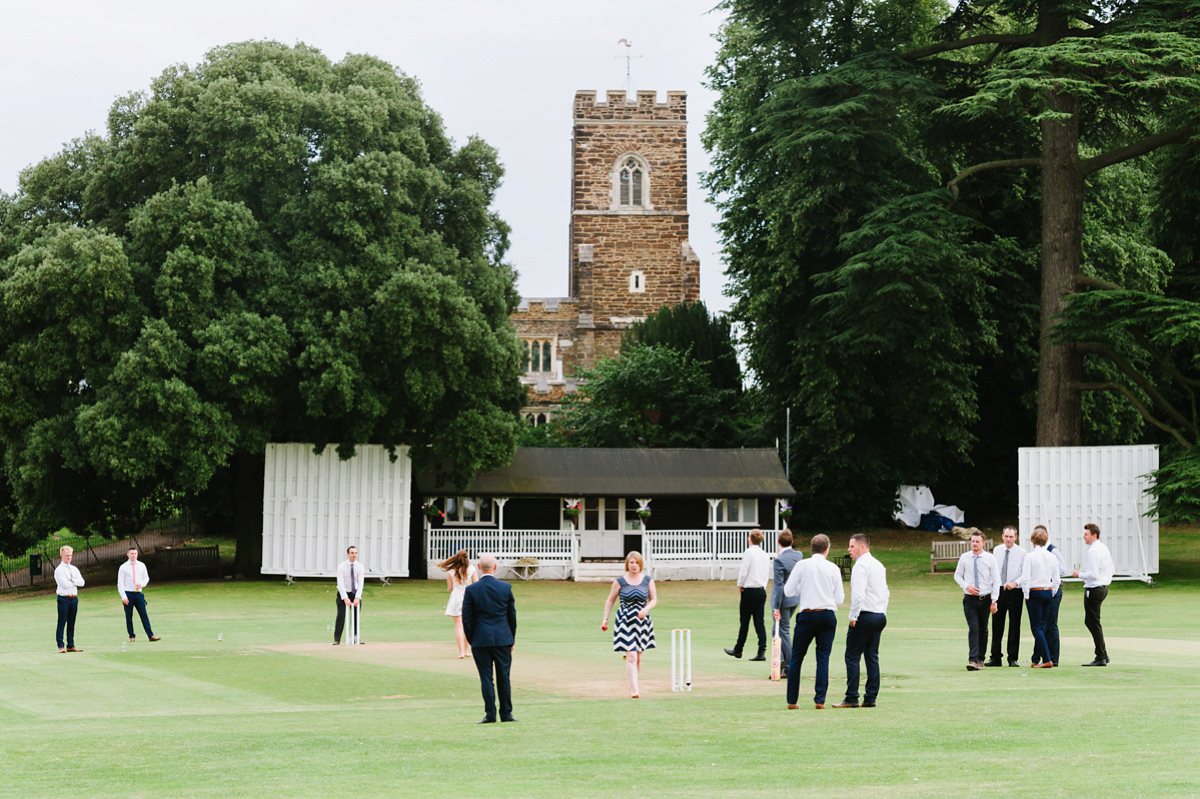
[[0, 517, 195, 590]]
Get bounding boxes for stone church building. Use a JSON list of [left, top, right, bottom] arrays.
[[512, 90, 701, 425]]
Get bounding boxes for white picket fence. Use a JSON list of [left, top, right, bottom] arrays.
[[427, 525, 781, 581], [427, 527, 579, 580]]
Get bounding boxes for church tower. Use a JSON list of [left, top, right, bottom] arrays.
[[512, 90, 701, 423]]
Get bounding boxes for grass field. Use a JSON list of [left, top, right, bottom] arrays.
[[2, 529, 1199, 798]]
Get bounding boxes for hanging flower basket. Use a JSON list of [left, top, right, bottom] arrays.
[[780, 504, 793, 521], [636, 509, 652, 519], [563, 504, 581, 517], [422, 504, 444, 519]]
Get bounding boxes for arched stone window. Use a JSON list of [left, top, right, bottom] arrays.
[[611, 153, 651, 209]]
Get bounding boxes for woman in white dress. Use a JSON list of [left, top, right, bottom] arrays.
[[438, 549, 478, 658]]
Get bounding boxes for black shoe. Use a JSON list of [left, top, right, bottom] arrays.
[[966, 663, 980, 671], [748, 653, 767, 662], [478, 717, 497, 724], [723, 648, 742, 658], [983, 660, 1002, 667], [1082, 659, 1107, 667], [861, 702, 876, 708], [500, 716, 518, 723], [1008, 661, 1019, 667]]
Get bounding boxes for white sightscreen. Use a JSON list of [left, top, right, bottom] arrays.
[[1017, 445, 1158, 581], [262, 443, 412, 579]]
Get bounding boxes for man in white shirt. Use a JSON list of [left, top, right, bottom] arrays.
[[1041, 525, 1070, 666], [725, 529, 770, 662], [954, 531, 999, 670], [1019, 528, 1061, 668], [833, 533, 888, 708], [1073, 523, 1115, 666], [54, 545, 85, 653], [117, 548, 160, 643], [783, 534, 844, 709], [986, 526, 1025, 667], [334, 545, 363, 645]]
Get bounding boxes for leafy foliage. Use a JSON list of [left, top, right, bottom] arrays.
[[623, 301, 743, 395], [0, 42, 523, 561], [549, 344, 741, 449], [704, 0, 1197, 524]]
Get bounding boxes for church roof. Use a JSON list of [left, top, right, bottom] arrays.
[[417, 448, 794, 498]]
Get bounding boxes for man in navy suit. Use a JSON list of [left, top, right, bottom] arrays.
[[771, 529, 803, 678], [462, 554, 518, 724]]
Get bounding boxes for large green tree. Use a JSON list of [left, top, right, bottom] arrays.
[[0, 42, 524, 567], [704, 0, 1197, 523]]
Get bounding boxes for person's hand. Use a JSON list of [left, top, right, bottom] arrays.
[[601, 623, 608, 631], [990, 602, 998, 614], [344, 598, 351, 606], [122, 599, 129, 606], [849, 620, 856, 628], [967, 585, 980, 596], [353, 599, 360, 607], [773, 609, 781, 621], [1072, 569, 1080, 578], [637, 610, 646, 620]]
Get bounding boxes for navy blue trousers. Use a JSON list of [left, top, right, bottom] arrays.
[[786, 609, 836, 706], [844, 611, 886, 704]]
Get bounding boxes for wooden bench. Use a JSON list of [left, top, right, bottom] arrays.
[[157, 546, 221, 579], [645, 532, 715, 579], [930, 539, 992, 574]]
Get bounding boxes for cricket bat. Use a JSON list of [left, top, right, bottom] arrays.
[[770, 618, 782, 681]]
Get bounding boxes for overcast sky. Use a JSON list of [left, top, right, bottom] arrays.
[[0, 0, 732, 312]]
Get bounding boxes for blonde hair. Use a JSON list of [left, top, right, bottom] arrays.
[[625, 551, 645, 573], [59, 545, 73, 556]]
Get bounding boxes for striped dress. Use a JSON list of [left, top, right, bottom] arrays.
[[613, 576, 656, 652]]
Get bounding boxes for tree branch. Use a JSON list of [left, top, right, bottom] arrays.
[[948, 158, 1042, 197], [901, 33, 1037, 61], [1081, 126, 1198, 176], [1130, 330, 1200, 431], [1072, 273, 1123, 291], [1073, 381, 1195, 448], [1077, 342, 1199, 438]]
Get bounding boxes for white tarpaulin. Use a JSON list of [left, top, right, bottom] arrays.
[[894, 485, 964, 528]]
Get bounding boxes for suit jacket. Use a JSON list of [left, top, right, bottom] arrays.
[[462, 574, 517, 647], [772, 548, 803, 610]]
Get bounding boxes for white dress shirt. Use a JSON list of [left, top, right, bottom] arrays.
[[954, 550, 1000, 597], [993, 543, 1026, 589], [55, 562, 85, 596], [737, 544, 770, 589], [117, 560, 150, 601], [849, 551, 889, 622], [1080, 540, 1115, 588], [1019, 546, 1062, 599], [783, 552, 844, 610], [337, 559, 362, 600]]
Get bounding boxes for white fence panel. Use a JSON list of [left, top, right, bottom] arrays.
[[1017, 445, 1158, 582], [262, 443, 411, 579]]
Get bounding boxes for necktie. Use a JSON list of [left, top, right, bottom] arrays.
[[1002, 549, 1010, 584], [973, 555, 980, 593]]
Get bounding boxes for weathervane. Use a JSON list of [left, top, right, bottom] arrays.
[[616, 38, 643, 94]]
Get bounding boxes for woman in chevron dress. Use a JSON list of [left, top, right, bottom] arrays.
[[600, 551, 657, 698]]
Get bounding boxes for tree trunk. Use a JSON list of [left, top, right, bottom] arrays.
[[1035, 32, 1085, 446], [230, 451, 264, 577]]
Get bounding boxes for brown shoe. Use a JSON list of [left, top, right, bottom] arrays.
[[832, 702, 859, 708], [1032, 662, 1053, 668], [66, 647, 83, 652], [58, 647, 66, 653], [814, 703, 825, 709], [148, 636, 161, 641], [786, 704, 799, 710]]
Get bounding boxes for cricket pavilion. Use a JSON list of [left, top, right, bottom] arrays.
[[416, 448, 796, 582]]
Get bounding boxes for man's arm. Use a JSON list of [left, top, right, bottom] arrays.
[[117, 563, 129, 602], [461, 589, 475, 644], [848, 562, 863, 622], [506, 588, 517, 641], [953, 555, 969, 591], [138, 563, 149, 591], [783, 561, 802, 597], [736, 549, 751, 589], [771, 558, 786, 610]]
